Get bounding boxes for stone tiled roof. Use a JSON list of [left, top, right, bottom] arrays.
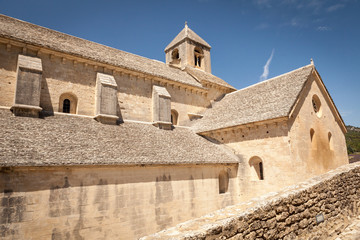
[[194, 65, 314, 133], [185, 66, 236, 90], [165, 24, 211, 52], [0, 110, 239, 167], [0, 14, 203, 88]]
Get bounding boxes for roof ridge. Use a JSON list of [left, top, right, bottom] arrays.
[[194, 64, 315, 133], [0, 14, 156, 63], [164, 24, 211, 51], [185, 66, 237, 90], [227, 64, 314, 97], [0, 14, 204, 88]]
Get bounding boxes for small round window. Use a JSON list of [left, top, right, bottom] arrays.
[[312, 95, 322, 117]]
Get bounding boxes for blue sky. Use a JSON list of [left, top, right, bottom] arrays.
[[1, 0, 359, 126]]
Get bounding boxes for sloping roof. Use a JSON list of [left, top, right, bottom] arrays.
[[165, 24, 211, 52], [0, 110, 239, 167], [185, 66, 236, 90], [0, 14, 203, 88], [194, 65, 314, 133]]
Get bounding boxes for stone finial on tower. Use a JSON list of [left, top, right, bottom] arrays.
[[310, 58, 314, 65], [185, 21, 188, 27]]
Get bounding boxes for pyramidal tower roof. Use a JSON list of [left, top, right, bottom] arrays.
[[165, 22, 211, 52]]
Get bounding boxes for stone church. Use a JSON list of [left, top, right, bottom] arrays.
[[0, 14, 348, 239]]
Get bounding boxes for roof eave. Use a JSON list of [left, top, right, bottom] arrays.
[[196, 116, 289, 135]]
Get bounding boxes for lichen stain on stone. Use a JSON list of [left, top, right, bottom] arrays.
[[0, 224, 18, 238], [154, 174, 174, 229], [113, 184, 125, 218], [0, 190, 23, 239], [63, 176, 71, 188], [130, 205, 146, 237], [310, 125, 336, 174], [49, 177, 72, 218], [155, 174, 173, 204], [72, 182, 86, 240], [94, 179, 109, 212], [51, 228, 62, 240], [189, 175, 196, 217], [1, 190, 26, 226], [154, 207, 173, 231]]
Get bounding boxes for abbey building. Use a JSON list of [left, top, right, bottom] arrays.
[[0, 15, 348, 239]]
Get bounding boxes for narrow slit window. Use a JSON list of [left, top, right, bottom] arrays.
[[194, 47, 203, 68], [249, 156, 264, 181], [259, 162, 264, 180]]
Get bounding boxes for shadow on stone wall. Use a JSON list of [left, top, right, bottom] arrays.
[[141, 163, 360, 240]]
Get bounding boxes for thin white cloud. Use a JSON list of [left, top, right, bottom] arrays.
[[253, 0, 272, 8], [255, 23, 269, 30], [290, 18, 299, 27], [340, 110, 352, 117], [260, 49, 275, 82], [327, 4, 345, 12], [317, 26, 331, 31]]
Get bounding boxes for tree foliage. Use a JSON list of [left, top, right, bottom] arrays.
[[346, 125, 360, 154]]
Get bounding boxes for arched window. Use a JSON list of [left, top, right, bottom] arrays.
[[194, 47, 203, 68], [172, 49, 179, 60], [59, 93, 78, 114], [218, 170, 229, 194], [63, 99, 70, 113], [249, 156, 264, 181], [310, 128, 317, 150], [328, 132, 333, 150], [171, 109, 178, 125], [310, 128, 315, 142]]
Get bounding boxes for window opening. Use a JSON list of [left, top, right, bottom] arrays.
[[171, 109, 178, 125], [249, 156, 264, 181], [310, 128, 315, 142], [312, 99, 318, 113], [312, 95, 322, 117], [63, 99, 70, 113], [194, 47, 203, 68], [219, 170, 229, 194], [328, 132, 333, 150], [172, 49, 179, 60], [259, 162, 264, 180]]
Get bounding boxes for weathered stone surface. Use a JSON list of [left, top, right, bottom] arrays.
[[142, 163, 360, 240], [152, 85, 171, 128], [0, 13, 352, 240], [95, 72, 118, 124], [12, 54, 43, 117]]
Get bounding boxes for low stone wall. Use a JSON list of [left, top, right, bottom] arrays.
[[142, 162, 360, 240]]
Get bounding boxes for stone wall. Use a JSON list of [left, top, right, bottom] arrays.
[[201, 120, 298, 201], [0, 164, 239, 239], [142, 162, 360, 240], [0, 41, 217, 126], [288, 72, 348, 177]]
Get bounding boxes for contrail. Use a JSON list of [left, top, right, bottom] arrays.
[[260, 49, 275, 82]]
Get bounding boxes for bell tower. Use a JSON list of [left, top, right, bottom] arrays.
[[165, 22, 212, 73]]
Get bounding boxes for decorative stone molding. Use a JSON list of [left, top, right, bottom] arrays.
[[11, 54, 43, 117]]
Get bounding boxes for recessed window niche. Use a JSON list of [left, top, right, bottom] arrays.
[[312, 94, 322, 117]]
